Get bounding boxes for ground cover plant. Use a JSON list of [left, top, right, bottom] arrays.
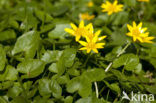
[[0, 0, 156, 103]]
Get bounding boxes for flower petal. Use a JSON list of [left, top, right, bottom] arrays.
[[70, 23, 77, 30], [79, 20, 84, 28], [64, 28, 75, 35], [79, 41, 87, 46]]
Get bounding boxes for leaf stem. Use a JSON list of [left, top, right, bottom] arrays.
[[94, 82, 99, 98], [105, 42, 131, 72]]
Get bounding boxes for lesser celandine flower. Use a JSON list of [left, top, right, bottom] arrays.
[[87, 1, 94, 7], [101, 0, 123, 15], [80, 13, 95, 21], [79, 28, 107, 53], [79, 36, 106, 53], [64, 21, 93, 41], [85, 27, 107, 42], [138, 0, 149, 2], [127, 21, 155, 43]]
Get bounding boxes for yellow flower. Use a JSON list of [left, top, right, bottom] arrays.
[[87, 1, 94, 7], [138, 0, 149, 2], [101, 0, 123, 15], [64, 21, 93, 41], [79, 36, 106, 53], [85, 29, 107, 42], [79, 30, 106, 53], [80, 13, 95, 21], [127, 21, 155, 43]]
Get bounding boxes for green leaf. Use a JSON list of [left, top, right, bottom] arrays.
[[41, 50, 63, 63], [0, 96, 8, 103], [76, 96, 104, 103], [17, 59, 45, 78], [124, 0, 136, 7], [150, 58, 156, 69], [111, 70, 127, 81], [110, 31, 127, 46], [56, 75, 70, 84], [48, 63, 58, 73], [7, 83, 22, 98], [35, 10, 53, 23], [49, 48, 76, 75], [78, 76, 92, 98], [11, 96, 28, 103], [145, 85, 156, 94], [3, 65, 18, 81], [48, 24, 70, 40], [62, 48, 77, 67], [0, 30, 16, 41], [64, 96, 73, 103], [51, 3, 69, 16], [82, 69, 106, 82], [67, 76, 91, 97], [113, 53, 140, 71], [94, 14, 109, 26], [38, 78, 51, 97], [66, 76, 81, 93], [0, 45, 6, 71], [12, 31, 40, 58], [0, 81, 14, 90], [104, 81, 121, 94], [50, 80, 62, 98], [112, 12, 129, 25]]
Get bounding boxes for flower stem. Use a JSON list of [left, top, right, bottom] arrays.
[[105, 42, 131, 72], [83, 53, 91, 67], [94, 82, 99, 98]]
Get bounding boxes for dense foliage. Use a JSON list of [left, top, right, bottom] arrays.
[[0, 0, 156, 103]]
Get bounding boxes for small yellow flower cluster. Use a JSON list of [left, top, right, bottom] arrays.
[[127, 22, 155, 43], [65, 0, 155, 54], [101, 0, 123, 15], [79, 13, 95, 21], [65, 21, 107, 53], [87, 1, 94, 7]]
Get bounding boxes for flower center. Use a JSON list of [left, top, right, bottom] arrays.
[[109, 5, 116, 12], [132, 28, 141, 36], [75, 28, 88, 36], [87, 42, 96, 49]]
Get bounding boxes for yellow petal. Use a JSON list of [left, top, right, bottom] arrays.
[[133, 36, 137, 42], [75, 35, 81, 41], [133, 21, 137, 27], [108, 11, 113, 15], [95, 30, 101, 37], [96, 43, 105, 48], [93, 49, 98, 53], [142, 28, 147, 32], [137, 37, 143, 42], [79, 47, 87, 50], [85, 36, 91, 43], [127, 24, 133, 31], [126, 33, 132, 36], [138, 22, 142, 28], [87, 48, 91, 53], [86, 23, 93, 33], [70, 23, 77, 30], [113, 0, 118, 5], [98, 36, 107, 41], [79, 20, 84, 28], [79, 41, 87, 46], [64, 28, 75, 35]]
